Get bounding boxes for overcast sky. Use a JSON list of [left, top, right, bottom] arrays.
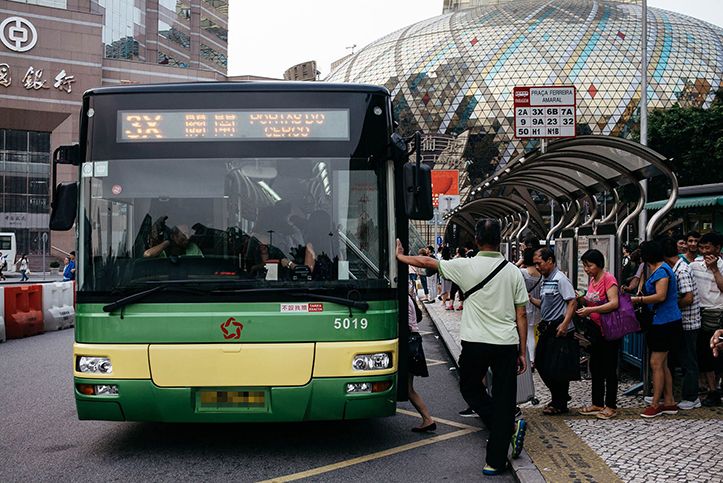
[[228, 0, 723, 79]]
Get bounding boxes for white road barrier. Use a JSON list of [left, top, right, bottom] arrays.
[[41, 281, 75, 331]]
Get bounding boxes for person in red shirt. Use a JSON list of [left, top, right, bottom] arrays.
[[576, 249, 620, 419]]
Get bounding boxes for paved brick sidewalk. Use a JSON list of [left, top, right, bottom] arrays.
[[422, 299, 723, 483]]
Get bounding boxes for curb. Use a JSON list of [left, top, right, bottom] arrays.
[[421, 303, 546, 483]]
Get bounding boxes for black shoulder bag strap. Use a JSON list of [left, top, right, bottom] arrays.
[[463, 259, 509, 300], [528, 275, 542, 294]]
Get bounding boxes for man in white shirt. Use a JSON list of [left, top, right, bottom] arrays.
[[689, 232, 723, 407], [395, 219, 529, 476]]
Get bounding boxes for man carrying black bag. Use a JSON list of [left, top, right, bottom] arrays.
[[530, 248, 580, 415], [396, 219, 529, 476]]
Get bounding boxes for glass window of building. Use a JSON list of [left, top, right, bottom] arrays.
[[200, 16, 227, 43], [200, 43, 227, 68], [0, 130, 51, 258], [202, 0, 227, 15], [9, 0, 67, 8], [98, 0, 144, 60], [159, 23, 191, 49], [158, 51, 189, 68]]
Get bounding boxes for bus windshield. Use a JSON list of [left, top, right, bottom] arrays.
[[80, 156, 388, 291]]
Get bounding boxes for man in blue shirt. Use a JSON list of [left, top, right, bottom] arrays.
[[63, 251, 76, 281], [530, 248, 578, 414]]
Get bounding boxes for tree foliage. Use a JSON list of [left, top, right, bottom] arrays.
[[645, 90, 723, 198]]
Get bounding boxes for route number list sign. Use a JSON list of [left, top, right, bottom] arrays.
[[513, 86, 576, 139]]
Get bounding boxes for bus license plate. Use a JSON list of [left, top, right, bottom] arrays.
[[196, 390, 267, 411]]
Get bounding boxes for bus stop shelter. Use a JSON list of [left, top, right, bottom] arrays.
[[442, 135, 679, 378], [444, 135, 678, 275]]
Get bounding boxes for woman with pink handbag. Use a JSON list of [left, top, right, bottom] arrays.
[[575, 249, 621, 420]]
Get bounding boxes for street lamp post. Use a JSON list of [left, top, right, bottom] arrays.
[[638, 0, 648, 243]]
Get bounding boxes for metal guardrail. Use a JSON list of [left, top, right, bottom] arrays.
[[621, 332, 645, 368]]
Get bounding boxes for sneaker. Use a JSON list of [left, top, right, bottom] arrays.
[[510, 419, 527, 459], [445, 304, 454, 311], [482, 464, 508, 476], [459, 407, 478, 418], [644, 396, 653, 405], [455, 304, 463, 311], [640, 405, 665, 418], [678, 399, 702, 410], [515, 406, 523, 420], [661, 404, 679, 415], [423, 299, 434, 304], [702, 391, 722, 407]]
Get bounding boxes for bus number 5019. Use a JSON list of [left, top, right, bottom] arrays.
[[333, 317, 368, 330]]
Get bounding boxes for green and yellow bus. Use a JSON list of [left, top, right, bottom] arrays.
[[50, 82, 432, 422]]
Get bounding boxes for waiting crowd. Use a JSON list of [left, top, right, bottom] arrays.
[[396, 221, 723, 476]]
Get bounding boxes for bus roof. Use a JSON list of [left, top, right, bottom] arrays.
[[84, 82, 390, 98]]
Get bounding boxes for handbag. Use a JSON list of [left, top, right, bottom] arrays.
[[600, 293, 640, 341], [536, 318, 580, 382], [635, 303, 655, 331], [407, 332, 429, 377], [634, 265, 654, 331], [408, 332, 424, 364]]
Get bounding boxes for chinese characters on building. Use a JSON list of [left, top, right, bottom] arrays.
[[0, 63, 75, 93]]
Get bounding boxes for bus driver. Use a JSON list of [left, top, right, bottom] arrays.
[[144, 223, 203, 258]]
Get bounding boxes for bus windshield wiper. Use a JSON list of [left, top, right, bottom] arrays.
[[104, 283, 368, 313], [103, 282, 211, 313]]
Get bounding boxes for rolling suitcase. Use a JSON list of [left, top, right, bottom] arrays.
[[486, 348, 539, 405]]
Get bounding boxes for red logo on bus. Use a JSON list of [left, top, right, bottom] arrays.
[[220, 317, 243, 339]]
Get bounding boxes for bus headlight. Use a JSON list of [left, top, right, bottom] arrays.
[[77, 356, 112, 374], [352, 353, 391, 371]]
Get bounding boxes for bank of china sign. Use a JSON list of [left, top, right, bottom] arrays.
[[0, 15, 76, 93], [0, 16, 38, 52]]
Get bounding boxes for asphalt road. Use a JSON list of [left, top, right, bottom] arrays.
[[0, 308, 514, 482]]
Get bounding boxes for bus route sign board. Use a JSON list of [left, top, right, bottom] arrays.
[[513, 86, 576, 139]]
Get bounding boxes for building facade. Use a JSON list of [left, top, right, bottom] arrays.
[[0, 0, 228, 264], [283, 60, 318, 81], [328, 0, 723, 244]]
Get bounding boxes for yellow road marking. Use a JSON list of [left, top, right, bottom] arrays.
[[395, 408, 480, 430], [259, 427, 479, 482]]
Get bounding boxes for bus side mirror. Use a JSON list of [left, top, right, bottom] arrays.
[[403, 162, 434, 220], [49, 182, 78, 231], [50, 144, 80, 231], [53, 144, 80, 165]]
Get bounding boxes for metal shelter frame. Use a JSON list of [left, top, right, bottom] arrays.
[[443, 135, 679, 280]]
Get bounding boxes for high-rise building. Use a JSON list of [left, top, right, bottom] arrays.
[[0, 0, 228, 261], [283, 61, 318, 81]]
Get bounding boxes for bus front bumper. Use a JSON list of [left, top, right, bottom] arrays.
[[74, 375, 397, 422]]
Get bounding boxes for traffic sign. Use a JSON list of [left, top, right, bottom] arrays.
[[513, 86, 576, 139]]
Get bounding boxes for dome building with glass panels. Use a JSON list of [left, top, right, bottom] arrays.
[[327, 0, 723, 181]]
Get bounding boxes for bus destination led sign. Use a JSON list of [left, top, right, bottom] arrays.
[[118, 109, 350, 142]]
